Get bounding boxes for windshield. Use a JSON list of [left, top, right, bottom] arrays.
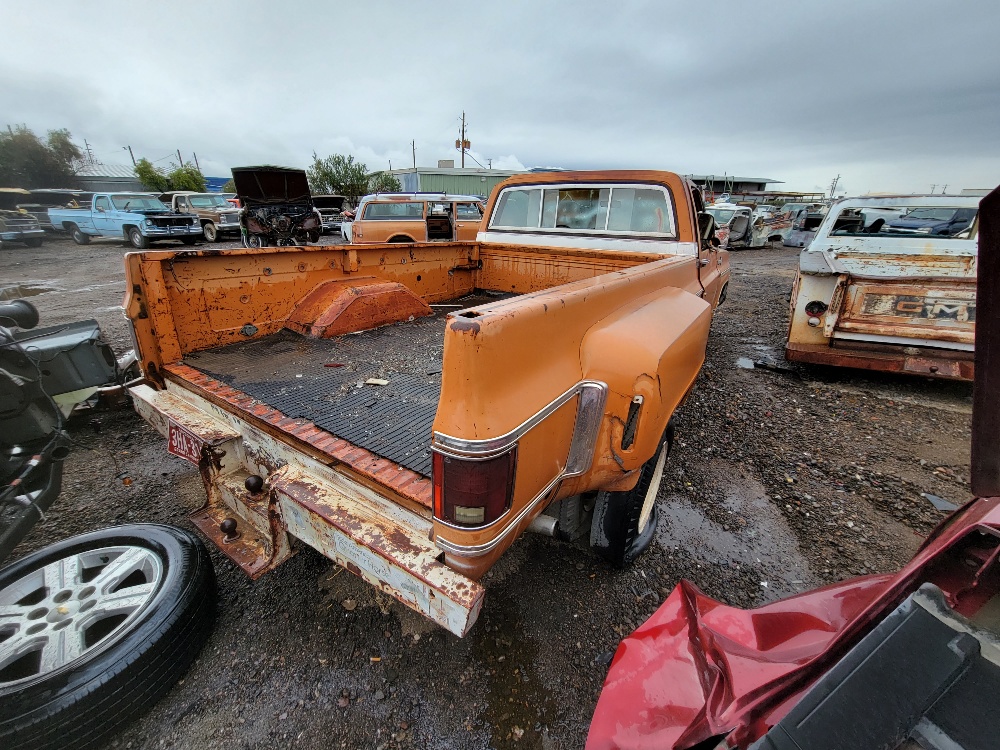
[[706, 208, 735, 225], [827, 205, 978, 239], [188, 195, 231, 208], [111, 195, 167, 211], [901, 208, 957, 221]]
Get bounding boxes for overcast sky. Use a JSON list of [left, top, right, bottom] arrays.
[[3, 0, 998, 195]]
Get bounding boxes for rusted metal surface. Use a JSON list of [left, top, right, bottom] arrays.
[[285, 277, 433, 338], [271, 466, 485, 637], [161, 362, 434, 511], [973, 187, 1000, 497], [787, 195, 979, 380], [785, 341, 975, 380]]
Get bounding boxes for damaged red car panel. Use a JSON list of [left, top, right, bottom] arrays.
[[587, 184, 1000, 750]]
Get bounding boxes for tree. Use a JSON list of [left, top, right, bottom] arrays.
[[0, 125, 82, 188], [134, 158, 169, 192], [134, 159, 206, 192], [307, 153, 370, 203], [168, 163, 207, 192], [368, 171, 401, 194], [307, 153, 402, 203], [221, 178, 236, 193]]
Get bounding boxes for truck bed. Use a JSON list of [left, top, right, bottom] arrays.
[[181, 292, 507, 479]]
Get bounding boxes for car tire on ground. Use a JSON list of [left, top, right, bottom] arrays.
[[23, 238, 43, 248], [68, 225, 90, 246], [246, 234, 268, 249], [590, 422, 674, 567], [127, 228, 149, 249], [0, 524, 216, 750], [202, 223, 218, 242]]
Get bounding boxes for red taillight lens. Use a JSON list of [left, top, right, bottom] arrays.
[[433, 448, 517, 528]]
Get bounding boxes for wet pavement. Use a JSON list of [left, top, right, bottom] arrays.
[[2, 237, 973, 749]]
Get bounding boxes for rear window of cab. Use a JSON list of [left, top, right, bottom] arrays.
[[489, 183, 675, 237]]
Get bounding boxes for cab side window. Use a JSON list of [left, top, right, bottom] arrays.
[[95, 196, 110, 211], [456, 203, 482, 220]]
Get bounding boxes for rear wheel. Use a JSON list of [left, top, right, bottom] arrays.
[[127, 228, 149, 249], [202, 223, 218, 242], [68, 225, 90, 246], [591, 422, 674, 567], [0, 524, 215, 750]]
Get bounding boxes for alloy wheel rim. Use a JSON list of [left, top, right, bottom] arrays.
[[0, 545, 164, 687]]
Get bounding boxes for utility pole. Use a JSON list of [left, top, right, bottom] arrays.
[[455, 111, 469, 168], [828, 174, 841, 199], [931, 184, 937, 194], [941, 184, 948, 194], [193, 152, 200, 171], [487, 158, 492, 169], [177, 149, 183, 166], [411, 140, 416, 169], [125, 146, 136, 166], [83, 139, 96, 165]]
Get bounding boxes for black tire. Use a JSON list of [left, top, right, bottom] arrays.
[[590, 422, 674, 567], [202, 223, 218, 242], [247, 234, 268, 249], [127, 227, 149, 249], [68, 225, 90, 246], [23, 238, 43, 248], [0, 524, 215, 750], [719, 282, 729, 305]]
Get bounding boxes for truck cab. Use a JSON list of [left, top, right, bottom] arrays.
[[159, 191, 242, 242]]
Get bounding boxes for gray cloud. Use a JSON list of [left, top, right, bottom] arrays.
[[2, 0, 997, 194]]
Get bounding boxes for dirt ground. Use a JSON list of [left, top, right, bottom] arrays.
[[2, 234, 973, 749]]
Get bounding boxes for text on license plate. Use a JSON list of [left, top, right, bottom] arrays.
[[168, 422, 203, 464]]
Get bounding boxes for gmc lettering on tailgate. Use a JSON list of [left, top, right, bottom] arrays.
[[861, 294, 976, 322]]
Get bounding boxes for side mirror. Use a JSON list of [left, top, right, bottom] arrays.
[[697, 212, 717, 246]]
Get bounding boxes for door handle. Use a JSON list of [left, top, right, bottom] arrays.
[[699, 258, 710, 266]]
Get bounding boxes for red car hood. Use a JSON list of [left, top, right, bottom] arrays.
[[587, 497, 1000, 749]]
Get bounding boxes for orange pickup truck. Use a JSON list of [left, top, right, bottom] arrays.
[[124, 170, 729, 636]]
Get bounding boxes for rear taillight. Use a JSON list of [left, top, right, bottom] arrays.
[[433, 448, 517, 528]]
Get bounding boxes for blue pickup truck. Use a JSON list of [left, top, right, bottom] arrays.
[[48, 192, 202, 248]]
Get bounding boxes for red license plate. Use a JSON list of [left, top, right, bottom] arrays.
[[168, 421, 203, 464]]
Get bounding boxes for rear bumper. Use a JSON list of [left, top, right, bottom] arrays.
[[785, 341, 974, 381], [130, 381, 484, 636]]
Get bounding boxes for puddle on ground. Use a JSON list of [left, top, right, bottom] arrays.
[[736, 356, 756, 369], [0, 283, 56, 300], [657, 459, 819, 598]]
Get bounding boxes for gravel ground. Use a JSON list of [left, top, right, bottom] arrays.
[[2, 235, 972, 749]]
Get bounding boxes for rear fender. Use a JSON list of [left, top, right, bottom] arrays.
[[580, 287, 712, 479]]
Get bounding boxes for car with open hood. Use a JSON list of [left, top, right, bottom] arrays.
[[231, 166, 322, 247]]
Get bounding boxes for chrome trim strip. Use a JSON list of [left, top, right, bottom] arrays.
[[432, 380, 607, 536], [432, 380, 607, 457], [435, 473, 564, 557]]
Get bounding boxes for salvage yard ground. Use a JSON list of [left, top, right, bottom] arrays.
[[2, 235, 973, 749]]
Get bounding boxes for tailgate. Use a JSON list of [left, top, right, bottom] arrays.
[[833, 277, 976, 347]]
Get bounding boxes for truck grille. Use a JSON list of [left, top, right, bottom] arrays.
[[152, 217, 195, 228], [3, 218, 40, 230]]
